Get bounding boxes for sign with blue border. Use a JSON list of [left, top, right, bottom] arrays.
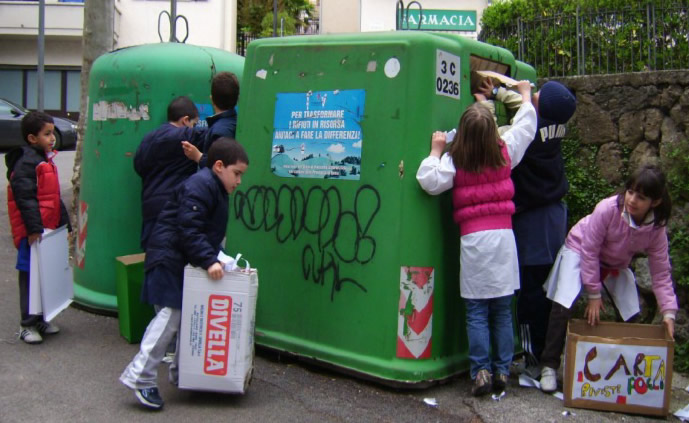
[[271, 90, 365, 180]]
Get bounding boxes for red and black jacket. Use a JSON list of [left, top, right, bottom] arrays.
[[6, 145, 69, 248]]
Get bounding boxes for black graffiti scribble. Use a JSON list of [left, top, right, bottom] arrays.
[[233, 184, 380, 300]]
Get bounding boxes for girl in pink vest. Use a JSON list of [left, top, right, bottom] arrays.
[[416, 80, 536, 396], [538, 165, 677, 393]]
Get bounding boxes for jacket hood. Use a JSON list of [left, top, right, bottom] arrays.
[[5, 147, 24, 181]]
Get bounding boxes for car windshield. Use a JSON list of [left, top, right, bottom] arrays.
[[1, 98, 29, 113]]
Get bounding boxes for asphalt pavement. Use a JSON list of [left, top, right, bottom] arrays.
[[0, 149, 687, 422]]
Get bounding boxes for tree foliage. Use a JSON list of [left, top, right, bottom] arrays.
[[238, 0, 314, 35], [480, 0, 689, 77]]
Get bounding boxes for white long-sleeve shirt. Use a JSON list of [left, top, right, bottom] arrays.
[[416, 102, 537, 195]]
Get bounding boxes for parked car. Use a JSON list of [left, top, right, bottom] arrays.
[[0, 98, 78, 150]]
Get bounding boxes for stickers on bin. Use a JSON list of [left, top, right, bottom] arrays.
[[397, 266, 434, 359], [435, 50, 460, 100], [271, 89, 365, 180]]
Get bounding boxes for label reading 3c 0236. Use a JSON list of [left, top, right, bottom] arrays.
[[435, 50, 460, 100]]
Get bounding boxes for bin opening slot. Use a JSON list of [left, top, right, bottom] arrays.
[[469, 55, 511, 94]]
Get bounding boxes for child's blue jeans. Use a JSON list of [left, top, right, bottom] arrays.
[[464, 294, 514, 380]]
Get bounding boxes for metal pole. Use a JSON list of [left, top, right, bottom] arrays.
[[170, 0, 177, 42], [273, 0, 278, 37], [38, 0, 45, 112]]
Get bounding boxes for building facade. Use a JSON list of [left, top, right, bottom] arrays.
[[0, 0, 488, 120]]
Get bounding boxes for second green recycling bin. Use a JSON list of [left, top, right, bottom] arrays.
[[229, 32, 535, 384], [73, 43, 244, 312]]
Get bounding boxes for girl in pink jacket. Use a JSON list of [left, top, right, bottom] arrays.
[[539, 165, 678, 393]]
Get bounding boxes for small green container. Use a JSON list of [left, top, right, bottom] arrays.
[[115, 253, 154, 343]]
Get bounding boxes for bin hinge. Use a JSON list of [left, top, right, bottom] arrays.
[[398, 160, 404, 179]]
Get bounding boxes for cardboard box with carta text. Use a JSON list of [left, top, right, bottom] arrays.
[[564, 319, 674, 417], [179, 265, 258, 394]]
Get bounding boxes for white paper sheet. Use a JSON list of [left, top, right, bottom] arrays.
[[29, 226, 73, 321]]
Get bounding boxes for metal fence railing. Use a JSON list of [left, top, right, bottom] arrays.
[[479, 2, 689, 77]]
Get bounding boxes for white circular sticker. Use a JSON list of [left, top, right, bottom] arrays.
[[384, 58, 401, 78]]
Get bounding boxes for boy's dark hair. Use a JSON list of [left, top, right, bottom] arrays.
[[616, 164, 671, 227], [21, 111, 54, 144], [207, 137, 249, 168], [167, 96, 199, 122], [211, 72, 240, 111]]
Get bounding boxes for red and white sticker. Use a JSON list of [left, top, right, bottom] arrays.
[[76, 200, 88, 269], [204, 294, 233, 376], [397, 266, 434, 359], [436, 49, 460, 99]]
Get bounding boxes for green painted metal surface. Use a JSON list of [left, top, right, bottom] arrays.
[[228, 32, 536, 384], [73, 43, 245, 311]]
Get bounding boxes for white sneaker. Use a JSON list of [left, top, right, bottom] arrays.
[[37, 321, 60, 335], [19, 326, 43, 344], [540, 366, 557, 393]]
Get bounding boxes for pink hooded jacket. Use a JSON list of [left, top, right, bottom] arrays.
[[565, 196, 677, 315]]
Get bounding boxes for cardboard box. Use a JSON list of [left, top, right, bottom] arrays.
[[115, 253, 155, 343], [564, 319, 674, 417], [178, 265, 258, 394]]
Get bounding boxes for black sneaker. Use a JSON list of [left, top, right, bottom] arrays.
[[135, 387, 164, 410]]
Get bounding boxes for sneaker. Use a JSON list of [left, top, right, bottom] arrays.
[[37, 321, 60, 335], [540, 366, 557, 393], [19, 326, 43, 344], [471, 369, 492, 397], [493, 373, 508, 393], [135, 387, 164, 410]]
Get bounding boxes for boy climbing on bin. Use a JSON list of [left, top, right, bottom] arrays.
[[182, 71, 240, 168], [6, 111, 71, 344], [120, 138, 249, 410], [134, 95, 205, 251]]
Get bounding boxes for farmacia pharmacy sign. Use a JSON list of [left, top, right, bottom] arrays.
[[402, 9, 477, 31]]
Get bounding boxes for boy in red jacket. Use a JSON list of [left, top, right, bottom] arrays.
[[6, 111, 70, 344]]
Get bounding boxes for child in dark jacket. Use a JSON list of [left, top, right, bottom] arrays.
[[120, 138, 249, 410], [182, 71, 239, 167], [134, 96, 205, 250], [6, 111, 70, 344]]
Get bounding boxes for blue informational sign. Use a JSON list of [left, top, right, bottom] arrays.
[[194, 103, 214, 128], [271, 89, 365, 180]]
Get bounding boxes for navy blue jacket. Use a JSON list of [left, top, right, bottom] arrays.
[[511, 116, 569, 212], [141, 167, 229, 308], [198, 109, 237, 168], [134, 123, 206, 248]]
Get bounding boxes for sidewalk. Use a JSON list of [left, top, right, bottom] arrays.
[[1, 151, 687, 422]]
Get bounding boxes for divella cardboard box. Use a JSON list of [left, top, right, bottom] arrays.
[[563, 319, 674, 417], [179, 265, 258, 393]]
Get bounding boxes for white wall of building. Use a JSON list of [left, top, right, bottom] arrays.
[[0, 38, 82, 67], [318, 0, 360, 34], [115, 0, 237, 52]]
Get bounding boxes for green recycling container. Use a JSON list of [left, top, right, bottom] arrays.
[[227, 32, 535, 385], [73, 43, 245, 311]]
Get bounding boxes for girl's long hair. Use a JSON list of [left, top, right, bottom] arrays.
[[617, 164, 672, 227], [449, 103, 505, 173]]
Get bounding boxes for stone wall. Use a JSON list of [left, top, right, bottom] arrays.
[[545, 71, 689, 186], [542, 71, 689, 342]]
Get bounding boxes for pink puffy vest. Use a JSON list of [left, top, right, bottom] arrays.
[[452, 143, 515, 236]]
